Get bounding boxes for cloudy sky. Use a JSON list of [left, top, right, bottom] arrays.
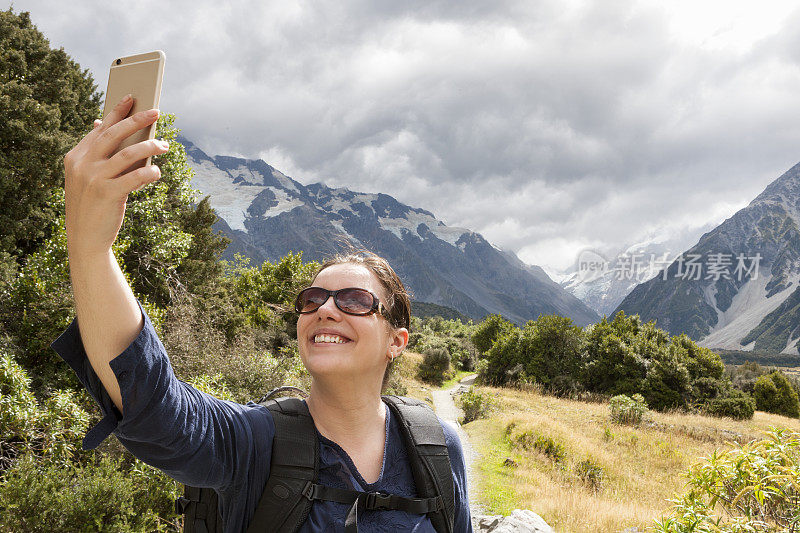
[[10, 0, 800, 274]]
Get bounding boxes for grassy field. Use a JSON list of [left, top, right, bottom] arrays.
[[463, 385, 800, 533]]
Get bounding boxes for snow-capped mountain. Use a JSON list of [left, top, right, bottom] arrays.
[[614, 161, 800, 354], [179, 136, 600, 326], [555, 228, 718, 317]]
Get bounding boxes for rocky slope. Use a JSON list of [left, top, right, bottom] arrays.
[[614, 162, 800, 353]]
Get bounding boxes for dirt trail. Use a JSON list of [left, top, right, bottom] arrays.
[[431, 374, 486, 516]]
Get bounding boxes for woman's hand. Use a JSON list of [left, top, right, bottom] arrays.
[[64, 95, 170, 257]]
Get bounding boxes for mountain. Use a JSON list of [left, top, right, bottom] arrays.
[[554, 226, 718, 317], [179, 136, 600, 327], [613, 162, 800, 354]]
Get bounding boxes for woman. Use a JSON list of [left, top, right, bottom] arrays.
[[53, 95, 472, 532]]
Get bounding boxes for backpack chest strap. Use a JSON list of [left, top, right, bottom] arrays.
[[302, 481, 444, 533]]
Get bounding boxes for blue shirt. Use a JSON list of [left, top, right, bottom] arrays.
[[51, 301, 472, 532]]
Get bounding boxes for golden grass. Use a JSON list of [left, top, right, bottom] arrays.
[[465, 386, 800, 533]]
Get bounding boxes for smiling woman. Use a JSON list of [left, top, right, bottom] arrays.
[[50, 93, 471, 531]]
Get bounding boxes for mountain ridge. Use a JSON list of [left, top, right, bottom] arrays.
[[178, 136, 600, 327]]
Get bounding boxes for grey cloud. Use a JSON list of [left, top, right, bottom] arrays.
[[11, 0, 800, 271]]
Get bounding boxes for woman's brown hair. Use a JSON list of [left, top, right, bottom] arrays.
[[312, 250, 411, 390]]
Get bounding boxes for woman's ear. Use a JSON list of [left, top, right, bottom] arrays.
[[389, 327, 409, 356]]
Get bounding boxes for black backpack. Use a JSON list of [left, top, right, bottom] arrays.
[[175, 394, 456, 533]]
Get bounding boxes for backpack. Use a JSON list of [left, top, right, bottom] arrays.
[[175, 392, 456, 533]]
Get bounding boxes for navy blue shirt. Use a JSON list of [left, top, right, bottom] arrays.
[[51, 301, 472, 532]]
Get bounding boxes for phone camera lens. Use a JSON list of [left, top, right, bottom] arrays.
[[115, 59, 122, 65]]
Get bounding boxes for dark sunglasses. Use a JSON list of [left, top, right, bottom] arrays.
[[294, 286, 389, 318]]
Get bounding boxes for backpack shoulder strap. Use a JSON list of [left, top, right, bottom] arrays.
[[246, 397, 319, 533], [382, 395, 455, 533]]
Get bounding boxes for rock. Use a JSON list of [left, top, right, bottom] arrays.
[[472, 510, 554, 533], [473, 515, 503, 531], [503, 457, 518, 468]]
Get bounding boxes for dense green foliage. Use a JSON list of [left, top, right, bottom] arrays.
[[409, 315, 477, 371], [754, 371, 800, 418], [481, 314, 583, 393], [0, 9, 102, 261], [654, 427, 800, 532], [417, 346, 453, 385], [471, 314, 515, 355], [0, 454, 180, 532], [704, 388, 756, 420]]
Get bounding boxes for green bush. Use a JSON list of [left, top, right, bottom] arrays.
[[471, 314, 515, 354], [609, 393, 649, 426], [0, 453, 180, 532], [417, 346, 452, 385], [574, 458, 604, 491], [481, 314, 583, 392], [511, 430, 566, 462], [1, 349, 89, 466], [754, 371, 800, 418], [457, 386, 496, 423], [704, 388, 755, 420], [653, 427, 800, 532]]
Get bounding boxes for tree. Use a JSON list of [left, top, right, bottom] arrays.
[[1, 114, 223, 392], [520, 314, 584, 393], [754, 371, 800, 418], [581, 318, 647, 396], [0, 9, 101, 261], [471, 314, 515, 354]]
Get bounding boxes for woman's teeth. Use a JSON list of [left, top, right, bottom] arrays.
[[314, 334, 347, 344]]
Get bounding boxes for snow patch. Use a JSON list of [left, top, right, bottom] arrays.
[[228, 164, 264, 185], [700, 273, 800, 351], [272, 169, 301, 194], [189, 160, 262, 231], [378, 210, 468, 246], [268, 187, 305, 216]]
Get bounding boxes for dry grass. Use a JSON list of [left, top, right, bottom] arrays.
[[464, 386, 800, 533]]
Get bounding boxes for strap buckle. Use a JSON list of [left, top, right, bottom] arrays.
[[364, 491, 393, 511], [174, 496, 190, 515], [301, 481, 316, 501]]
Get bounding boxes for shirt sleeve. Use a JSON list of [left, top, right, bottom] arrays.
[[440, 418, 473, 533], [50, 299, 274, 491]]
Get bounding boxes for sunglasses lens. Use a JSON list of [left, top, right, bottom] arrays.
[[336, 288, 375, 315], [296, 287, 329, 313]]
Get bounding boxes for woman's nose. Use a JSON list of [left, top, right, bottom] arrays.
[[315, 295, 341, 319]]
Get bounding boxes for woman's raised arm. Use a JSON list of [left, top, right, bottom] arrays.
[[63, 95, 169, 412]]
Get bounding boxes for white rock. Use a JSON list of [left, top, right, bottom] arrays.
[[473, 509, 554, 533]]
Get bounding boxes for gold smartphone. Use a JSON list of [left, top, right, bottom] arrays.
[[102, 50, 166, 171]]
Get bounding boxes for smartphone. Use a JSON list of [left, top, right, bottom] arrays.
[[102, 50, 166, 171]]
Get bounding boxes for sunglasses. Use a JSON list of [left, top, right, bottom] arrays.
[[294, 286, 389, 318]]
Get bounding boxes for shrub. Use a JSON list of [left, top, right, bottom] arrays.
[[510, 429, 566, 462], [474, 358, 489, 384], [471, 314, 515, 354], [574, 458, 605, 492], [609, 393, 649, 426], [417, 347, 452, 385], [754, 371, 800, 418], [161, 295, 299, 404], [653, 427, 800, 532], [0, 453, 180, 532], [581, 322, 647, 396], [457, 387, 496, 423], [704, 388, 755, 420], [0, 349, 89, 466]]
